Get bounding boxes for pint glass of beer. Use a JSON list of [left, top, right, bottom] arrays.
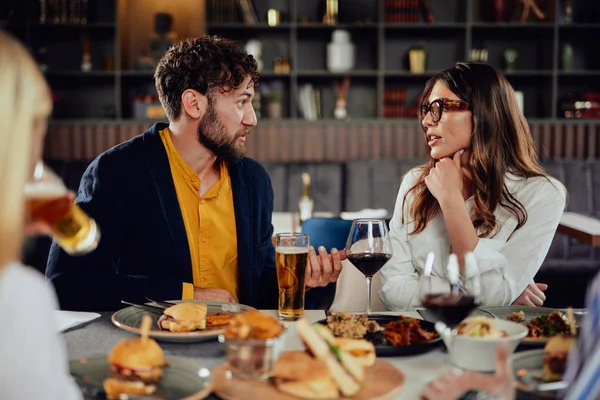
[[275, 233, 309, 321], [24, 162, 100, 255]]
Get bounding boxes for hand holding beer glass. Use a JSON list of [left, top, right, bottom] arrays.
[[275, 233, 309, 321], [24, 162, 100, 255]]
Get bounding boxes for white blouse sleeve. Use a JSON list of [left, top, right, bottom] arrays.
[[0, 264, 82, 400], [470, 178, 567, 305], [379, 170, 449, 310]]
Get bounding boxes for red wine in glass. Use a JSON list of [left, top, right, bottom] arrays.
[[420, 293, 478, 329], [347, 253, 392, 277], [345, 219, 392, 315]]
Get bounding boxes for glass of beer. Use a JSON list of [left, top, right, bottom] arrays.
[[275, 233, 309, 321], [24, 162, 100, 255]]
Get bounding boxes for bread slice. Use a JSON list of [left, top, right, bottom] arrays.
[[334, 338, 376, 368], [103, 378, 156, 399], [275, 377, 339, 399], [296, 319, 361, 397], [160, 303, 207, 332]]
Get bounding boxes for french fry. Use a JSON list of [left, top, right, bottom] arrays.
[[224, 310, 284, 340]]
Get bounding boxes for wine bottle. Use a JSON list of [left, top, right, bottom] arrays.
[[298, 172, 314, 222]]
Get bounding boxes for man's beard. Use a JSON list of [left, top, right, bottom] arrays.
[[197, 102, 249, 163]]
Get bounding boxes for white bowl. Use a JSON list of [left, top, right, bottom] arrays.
[[443, 318, 528, 372]]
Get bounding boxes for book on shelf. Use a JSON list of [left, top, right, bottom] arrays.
[[385, 0, 434, 23], [236, 0, 258, 24], [384, 87, 421, 118], [207, 0, 238, 24], [298, 84, 321, 121], [39, 0, 88, 25]]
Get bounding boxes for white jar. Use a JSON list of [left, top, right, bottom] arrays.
[[327, 30, 355, 73]]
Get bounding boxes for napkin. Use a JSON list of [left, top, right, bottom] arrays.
[[340, 208, 388, 220], [54, 310, 100, 333]]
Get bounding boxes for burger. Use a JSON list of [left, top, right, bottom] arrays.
[[103, 337, 166, 399], [543, 334, 576, 382], [157, 302, 207, 332]]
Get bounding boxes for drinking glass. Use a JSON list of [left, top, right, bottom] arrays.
[[24, 161, 100, 255], [344, 219, 392, 315], [275, 233, 309, 321], [419, 253, 482, 354]]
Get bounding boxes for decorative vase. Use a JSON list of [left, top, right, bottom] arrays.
[[408, 46, 427, 74], [266, 101, 282, 119], [327, 30, 355, 73]]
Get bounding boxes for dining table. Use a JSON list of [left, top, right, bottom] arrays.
[[64, 310, 455, 400]]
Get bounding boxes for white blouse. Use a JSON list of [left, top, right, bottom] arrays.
[[379, 168, 567, 311], [0, 262, 81, 400]]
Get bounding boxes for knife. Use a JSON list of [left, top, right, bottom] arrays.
[[534, 380, 569, 392], [120, 300, 166, 313], [145, 297, 244, 314]]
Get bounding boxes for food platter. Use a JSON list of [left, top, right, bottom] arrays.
[[479, 306, 583, 347], [511, 349, 563, 399], [316, 314, 443, 357], [212, 359, 405, 400], [70, 355, 211, 400], [111, 300, 255, 343]]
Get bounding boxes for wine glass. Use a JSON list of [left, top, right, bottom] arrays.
[[345, 219, 392, 315], [419, 252, 482, 356]]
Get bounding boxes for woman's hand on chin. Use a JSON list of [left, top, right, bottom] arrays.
[[425, 149, 465, 206]]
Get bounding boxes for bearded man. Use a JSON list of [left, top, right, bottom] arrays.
[[46, 36, 344, 311]]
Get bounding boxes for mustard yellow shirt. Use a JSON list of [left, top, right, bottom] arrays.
[[159, 128, 239, 301]]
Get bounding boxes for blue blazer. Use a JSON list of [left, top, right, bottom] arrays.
[[46, 123, 278, 311]]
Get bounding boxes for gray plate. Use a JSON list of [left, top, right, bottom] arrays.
[[111, 300, 255, 343], [479, 306, 584, 346], [70, 354, 210, 400], [511, 349, 559, 399]]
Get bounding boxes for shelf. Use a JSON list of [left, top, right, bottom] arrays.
[[503, 70, 554, 76], [471, 22, 554, 28], [297, 23, 378, 29], [32, 22, 116, 29], [384, 23, 465, 29], [207, 23, 293, 30], [559, 24, 600, 29], [121, 71, 154, 77], [384, 70, 437, 77], [296, 70, 379, 77], [45, 71, 116, 77], [559, 71, 600, 77], [258, 72, 291, 78], [47, 117, 600, 125]]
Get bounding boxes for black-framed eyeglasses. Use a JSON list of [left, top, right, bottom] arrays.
[[420, 98, 471, 123]]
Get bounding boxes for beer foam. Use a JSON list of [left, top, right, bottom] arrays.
[[24, 182, 67, 198], [276, 246, 309, 254]]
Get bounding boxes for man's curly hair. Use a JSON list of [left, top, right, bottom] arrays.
[[154, 35, 260, 121]]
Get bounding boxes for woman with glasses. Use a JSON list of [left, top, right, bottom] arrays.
[[379, 62, 567, 310]]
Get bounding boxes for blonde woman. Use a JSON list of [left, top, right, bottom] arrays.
[[0, 31, 81, 400]]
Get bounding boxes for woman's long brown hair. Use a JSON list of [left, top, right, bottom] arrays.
[[404, 62, 550, 238]]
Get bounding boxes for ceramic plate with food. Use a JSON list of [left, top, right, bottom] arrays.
[[70, 354, 211, 400], [479, 306, 582, 346], [511, 335, 574, 400], [316, 312, 442, 357], [111, 300, 255, 343]]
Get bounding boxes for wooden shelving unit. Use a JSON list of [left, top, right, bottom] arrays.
[[3, 0, 600, 122]]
